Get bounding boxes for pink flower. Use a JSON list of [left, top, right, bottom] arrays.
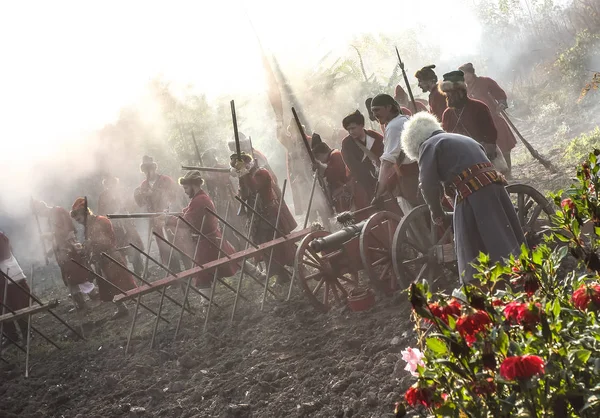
[[401, 347, 425, 377]]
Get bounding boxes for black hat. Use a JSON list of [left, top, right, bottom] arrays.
[[311, 133, 330, 155], [440, 70, 467, 92], [415, 65, 437, 81]]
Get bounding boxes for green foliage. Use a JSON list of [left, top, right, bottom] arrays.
[[555, 30, 600, 85], [397, 149, 600, 417], [565, 127, 600, 163]]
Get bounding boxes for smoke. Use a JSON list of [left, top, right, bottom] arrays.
[[2, 0, 595, 266]]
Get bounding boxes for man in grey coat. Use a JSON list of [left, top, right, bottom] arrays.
[[400, 112, 525, 282]]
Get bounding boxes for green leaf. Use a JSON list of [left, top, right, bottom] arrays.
[[552, 298, 561, 318], [497, 330, 509, 356], [426, 337, 448, 356], [569, 349, 592, 366], [532, 246, 543, 264], [447, 314, 456, 330]]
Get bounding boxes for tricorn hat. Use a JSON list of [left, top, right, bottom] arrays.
[[414, 65, 438, 81], [458, 62, 475, 74], [140, 155, 158, 172], [311, 133, 330, 155], [439, 70, 467, 93], [179, 170, 204, 186]]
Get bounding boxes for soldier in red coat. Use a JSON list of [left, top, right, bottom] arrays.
[[341, 110, 384, 209], [31, 199, 96, 310], [98, 176, 144, 276], [0, 231, 31, 344], [459, 63, 518, 176], [232, 153, 297, 283], [228, 133, 280, 191], [439, 71, 499, 162], [169, 171, 238, 298], [415, 65, 447, 122], [311, 134, 353, 213], [71, 198, 137, 319], [394, 85, 429, 114], [133, 156, 181, 271]]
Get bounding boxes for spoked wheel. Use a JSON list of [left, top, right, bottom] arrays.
[[359, 211, 401, 294], [392, 205, 456, 290], [295, 230, 360, 313], [506, 183, 555, 248]]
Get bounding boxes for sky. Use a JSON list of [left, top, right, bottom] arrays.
[[0, 0, 482, 163]]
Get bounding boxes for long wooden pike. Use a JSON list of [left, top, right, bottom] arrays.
[[191, 130, 203, 165], [231, 100, 242, 160], [31, 198, 49, 265], [181, 166, 230, 173], [395, 46, 418, 113]]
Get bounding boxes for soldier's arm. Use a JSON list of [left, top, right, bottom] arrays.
[[485, 77, 508, 106]]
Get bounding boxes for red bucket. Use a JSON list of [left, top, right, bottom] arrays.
[[347, 288, 375, 312]]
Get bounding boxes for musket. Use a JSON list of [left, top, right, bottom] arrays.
[[395, 47, 418, 114], [83, 196, 89, 241], [499, 109, 556, 172], [181, 166, 230, 173], [107, 212, 182, 219], [31, 197, 49, 265], [191, 130, 203, 165], [291, 107, 335, 214], [230, 100, 242, 161]]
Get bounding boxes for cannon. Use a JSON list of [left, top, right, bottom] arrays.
[[294, 197, 405, 312], [295, 183, 555, 312]]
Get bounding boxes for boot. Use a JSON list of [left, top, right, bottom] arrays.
[[70, 292, 87, 312], [111, 302, 129, 320]]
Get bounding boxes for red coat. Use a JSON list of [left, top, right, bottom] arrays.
[[177, 190, 238, 288], [98, 188, 144, 249], [134, 174, 178, 212], [429, 85, 447, 122], [239, 168, 297, 266], [49, 207, 90, 286], [466, 76, 517, 151], [441, 97, 497, 145], [341, 130, 383, 208], [87, 215, 137, 302], [323, 149, 352, 212]]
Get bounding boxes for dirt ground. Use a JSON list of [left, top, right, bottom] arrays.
[[0, 108, 594, 418]]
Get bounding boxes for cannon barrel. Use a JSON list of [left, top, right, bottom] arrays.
[[309, 221, 367, 253]]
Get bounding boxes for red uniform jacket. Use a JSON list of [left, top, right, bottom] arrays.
[[87, 215, 137, 302], [441, 98, 497, 145], [177, 190, 238, 288], [239, 168, 297, 266], [429, 85, 447, 122], [323, 150, 351, 212], [134, 174, 178, 212], [466, 76, 517, 152], [341, 130, 384, 209], [49, 207, 90, 286], [98, 189, 144, 249]]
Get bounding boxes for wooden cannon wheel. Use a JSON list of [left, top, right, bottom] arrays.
[[505, 183, 555, 248], [294, 230, 361, 313], [359, 211, 402, 294], [392, 205, 456, 290]]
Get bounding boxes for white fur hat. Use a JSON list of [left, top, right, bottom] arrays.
[[401, 112, 443, 160]]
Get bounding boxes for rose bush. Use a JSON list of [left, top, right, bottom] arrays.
[[395, 150, 600, 417]]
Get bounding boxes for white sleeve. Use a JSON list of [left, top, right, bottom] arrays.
[[380, 120, 404, 164]]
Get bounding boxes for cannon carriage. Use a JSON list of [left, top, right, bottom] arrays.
[[294, 183, 555, 312]]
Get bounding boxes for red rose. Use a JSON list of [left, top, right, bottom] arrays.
[[427, 299, 462, 324], [500, 355, 545, 380], [456, 310, 492, 345], [470, 377, 496, 396], [572, 283, 600, 310], [503, 301, 541, 328], [561, 198, 574, 210], [492, 298, 505, 307], [404, 386, 434, 408]]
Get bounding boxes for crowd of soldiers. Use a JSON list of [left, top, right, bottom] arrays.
[[0, 62, 525, 346]]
